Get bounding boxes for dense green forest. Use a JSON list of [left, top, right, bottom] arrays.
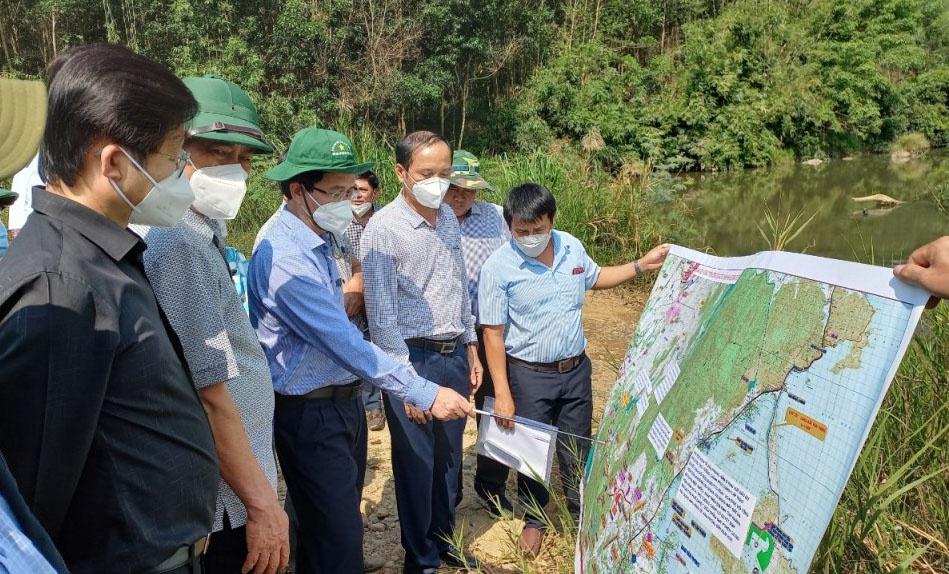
[[2, 0, 948, 170], [2, 3, 948, 573]]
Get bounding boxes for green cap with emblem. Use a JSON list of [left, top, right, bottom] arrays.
[[450, 150, 492, 190], [265, 127, 375, 181], [183, 75, 273, 154], [0, 188, 18, 208]]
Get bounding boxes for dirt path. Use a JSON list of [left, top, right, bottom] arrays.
[[359, 289, 647, 572]]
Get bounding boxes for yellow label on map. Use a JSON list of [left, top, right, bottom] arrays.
[[785, 407, 827, 441]]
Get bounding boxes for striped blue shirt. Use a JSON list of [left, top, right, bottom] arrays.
[[248, 207, 439, 409], [478, 230, 601, 363], [360, 194, 477, 365]]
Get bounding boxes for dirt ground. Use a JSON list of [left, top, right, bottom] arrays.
[[357, 289, 648, 573]]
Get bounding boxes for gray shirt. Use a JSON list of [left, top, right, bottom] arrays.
[[135, 210, 278, 532]]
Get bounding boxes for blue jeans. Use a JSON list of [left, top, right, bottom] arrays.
[[383, 344, 469, 573]]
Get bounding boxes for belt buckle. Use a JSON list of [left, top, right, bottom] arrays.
[[440, 341, 456, 354], [558, 358, 573, 373]]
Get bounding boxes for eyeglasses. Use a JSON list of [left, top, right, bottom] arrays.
[[188, 121, 274, 150], [309, 184, 359, 203], [155, 149, 191, 177]]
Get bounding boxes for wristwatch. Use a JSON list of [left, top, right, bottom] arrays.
[[634, 259, 643, 276]]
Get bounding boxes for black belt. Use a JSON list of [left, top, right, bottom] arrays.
[[405, 336, 462, 355], [508, 353, 585, 374], [277, 382, 361, 401], [147, 536, 208, 574]]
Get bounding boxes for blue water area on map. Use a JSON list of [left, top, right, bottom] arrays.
[[644, 293, 912, 573]]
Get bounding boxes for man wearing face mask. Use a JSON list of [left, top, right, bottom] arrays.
[[360, 131, 483, 573], [248, 128, 472, 574], [478, 183, 670, 558], [133, 75, 289, 574], [0, 43, 219, 574]]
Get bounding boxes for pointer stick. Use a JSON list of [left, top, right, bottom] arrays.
[[473, 408, 607, 445]]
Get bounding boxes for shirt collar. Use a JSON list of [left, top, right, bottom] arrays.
[[276, 204, 327, 253], [31, 186, 143, 262], [517, 230, 567, 270], [393, 193, 430, 229]]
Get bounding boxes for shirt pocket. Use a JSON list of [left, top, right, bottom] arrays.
[[557, 269, 586, 310]]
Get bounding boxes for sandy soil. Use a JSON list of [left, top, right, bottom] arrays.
[[357, 289, 648, 573]]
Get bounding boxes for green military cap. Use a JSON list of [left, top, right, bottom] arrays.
[[0, 188, 18, 208], [266, 128, 374, 181], [450, 150, 492, 191], [183, 75, 273, 154], [0, 79, 46, 179]]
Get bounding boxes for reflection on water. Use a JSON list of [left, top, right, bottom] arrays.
[[684, 153, 949, 263]]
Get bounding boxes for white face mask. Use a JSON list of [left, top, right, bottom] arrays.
[[110, 147, 195, 227], [514, 233, 551, 258], [308, 193, 353, 237], [408, 174, 450, 209], [190, 162, 248, 220], [351, 201, 373, 217]]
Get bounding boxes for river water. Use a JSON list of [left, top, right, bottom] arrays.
[[684, 153, 948, 264]]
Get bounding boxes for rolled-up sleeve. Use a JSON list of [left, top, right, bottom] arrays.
[[478, 260, 509, 327], [142, 237, 237, 389], [269, 254, 438, 409], [0, 273, 115, 539]]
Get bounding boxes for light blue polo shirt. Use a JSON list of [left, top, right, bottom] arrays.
[[478, 230, 601, 363]]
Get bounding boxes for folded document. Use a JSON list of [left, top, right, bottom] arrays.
[[476, 397, 557, 485]]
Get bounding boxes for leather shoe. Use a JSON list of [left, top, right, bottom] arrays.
[[367, 408, 386, 431], [519, 525, 545, 559]]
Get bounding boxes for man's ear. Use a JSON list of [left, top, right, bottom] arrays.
[[395, 164, 408, 188], [99, 143, 127, 184]]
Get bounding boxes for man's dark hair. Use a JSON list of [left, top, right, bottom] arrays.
[[503, 183, 557, 226], [280, 171, 325, 199], [40, 43, 198, 186], [395, 131, 452, 169], [357, 169, 379, 191]]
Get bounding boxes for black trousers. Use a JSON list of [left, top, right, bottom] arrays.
[[273, 392, 367, 574], [507, 355, 593, 529], [203, 514, 247, 574], [473, 337, 511, 500]]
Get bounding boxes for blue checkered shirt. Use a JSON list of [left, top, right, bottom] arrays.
[[0, 494, 57, 574], [360, 194, 477, 365], [136, 211, 278, 533], [458, 201, 509, 320], [249, 207, 439, 408]]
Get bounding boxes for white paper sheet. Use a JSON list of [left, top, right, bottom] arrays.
[[476, 397, 558, 484]]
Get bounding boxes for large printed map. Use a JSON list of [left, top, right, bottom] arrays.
[[577, 246, 929, 574]]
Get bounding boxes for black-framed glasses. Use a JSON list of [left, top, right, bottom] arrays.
[[188, 121, 273, 150]]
